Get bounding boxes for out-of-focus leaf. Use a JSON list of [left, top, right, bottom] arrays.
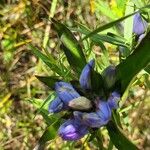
[[107, 121, 138, 150], [29, 45, 62, 75], [51, 19, 87, 76], [124, 1, 134, 45], [132, 0, 145, 8], [116, 31, 150, 93], [116, 0, 126, 11], [95, 0, 117, 20], [36, 75, 60, 89], [50, 0, 57, 18]]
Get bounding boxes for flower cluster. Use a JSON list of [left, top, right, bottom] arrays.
[[49, 60, 120, 141]]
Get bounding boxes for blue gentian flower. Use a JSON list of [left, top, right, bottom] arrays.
[[58, 119, 88, 140], [49, 97, 64, 113], [49, 59, 121, 141], [74, 99, 113, 128], [55, 82, 80, 105], [79, 59, 95, 90], [133, 13, 148, 36]]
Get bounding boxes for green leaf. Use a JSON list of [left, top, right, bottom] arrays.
[[116, 31, 150, 93], [29, 45, 62, 75], [107, 121, 138, 150], [29, 98, 49, 112], [51, 19, 87, 76], [91, 71, 104, 95], [36, 75, 60, 89], [75, 23, 129, 47], [81, 10, 142, 41], [81, 4, 150, 41], [34, 119, 61, 150], [34, 93, 55, 115]]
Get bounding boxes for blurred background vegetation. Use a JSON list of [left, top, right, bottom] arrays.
[[0, 0, 149, 149]]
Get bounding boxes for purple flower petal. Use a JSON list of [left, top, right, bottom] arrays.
[[58, 119, 88, 141], [133, 13, 148, 36], [48, 97, 65, 113], [74, 111, 107, 128], [79, 59, 95, 90], [55, 82, 80, 104], [108, 92, 120, 109], [96, 100, 112, 124]]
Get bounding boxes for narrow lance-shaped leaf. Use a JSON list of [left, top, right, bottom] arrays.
[[51, 19, 87, 76], [107, 121, 138, 150], [36, 75, 60, 89], [75, 23, 129, 47], [116, 31, 150, 93], [34, 119, 61, 150], [81, 11, 138, 41]]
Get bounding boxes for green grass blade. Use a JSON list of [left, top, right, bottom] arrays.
[[50, 0, 58, 18], [29, 45, 62, 75], [75, 23, 129, 47], [81, 11, 138, 41], [107, 121, 138, 150]]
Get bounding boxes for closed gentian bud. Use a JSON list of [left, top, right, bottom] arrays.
[[74, 111, 108, 128], [102, 65, 116, 89], [58, 119, 88, 141], [55, 82, 80, 104], [79, 59, 95, 90], [74, 100, 112, 128], [48, 97, 64, 113], [68, 96, 92, 111], [108, 91, 120, 109], [133, 13, 148, 36], [96, 100, 112, 125]]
